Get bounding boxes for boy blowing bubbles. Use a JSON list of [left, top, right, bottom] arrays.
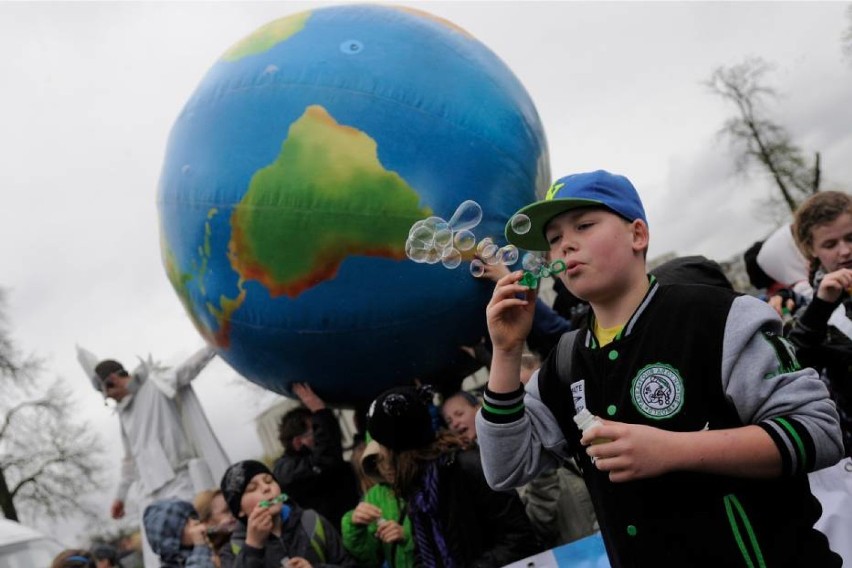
[[476, 170, 844, 567]]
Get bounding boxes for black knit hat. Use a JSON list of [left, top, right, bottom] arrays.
[[94, 360, 126, 381], [220, 460, 272, 517], [367, 386, 436, 452]]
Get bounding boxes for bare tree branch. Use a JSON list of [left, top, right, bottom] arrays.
[[706, 57, 821, 216], [0, 288, 107, 523]]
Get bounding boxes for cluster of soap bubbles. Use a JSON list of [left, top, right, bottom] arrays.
[[405, 201, 523, 276]]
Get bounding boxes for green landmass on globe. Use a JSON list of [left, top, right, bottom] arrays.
[[229, 104, 432, 298], [160, 104, 432, 345], [221, 11, 311, 62]]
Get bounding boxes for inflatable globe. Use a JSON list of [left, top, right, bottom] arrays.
[[157, 4, 549, 404]]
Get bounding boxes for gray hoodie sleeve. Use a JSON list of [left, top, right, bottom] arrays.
[[475, 371, 572, 491], [722, 294, 843, 474]]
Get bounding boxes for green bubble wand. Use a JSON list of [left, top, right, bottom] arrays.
[[259, 493, 288, 508], [519, 259, 566, 289]]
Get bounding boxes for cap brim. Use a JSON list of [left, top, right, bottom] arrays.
[[505, 198, 604, 251]]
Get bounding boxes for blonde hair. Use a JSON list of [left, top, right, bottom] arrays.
[[350, 440, 376, 495], [193, 488, 222, 522], [792, 191, 852, 276], [382, 430, 465, 498]]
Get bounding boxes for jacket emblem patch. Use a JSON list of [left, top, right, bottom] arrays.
[[631, 363, 684, 419]]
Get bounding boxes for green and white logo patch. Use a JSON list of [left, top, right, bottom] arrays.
[[631, 363, 684, 419]]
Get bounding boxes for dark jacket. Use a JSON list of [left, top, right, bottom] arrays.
[[478, 282, 843, 568], [220, 504, 356, 568], [273, 408, 360, 528], [418, 448, 540, 567], [788, 287, 852, 456]]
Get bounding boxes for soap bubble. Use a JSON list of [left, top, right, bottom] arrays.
[[424, 248, 441, 264], [522, 252, 544, 272], [441, 248, 462, 269], [476, 237, 494, 256], [407, 247, 427, 263], [410, 225, 435, 244], [499, 245, 519, 265], [408, 219, 425, 237], [434, 228, 453, 249], [469, 259, 485, 277], [408, 239, 430, 251], [480, 243, 499, 264], [422, 216, 445, 233], [510, 213, 531, 235], [453, 230, 476, 251], [448, 200, 483, 232]]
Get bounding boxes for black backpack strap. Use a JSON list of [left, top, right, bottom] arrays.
[[542, 330, 582, 469], [555, 330, 580, 387], [300, 509, 327, 563]]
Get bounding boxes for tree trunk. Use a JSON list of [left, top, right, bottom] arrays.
[[0, 467, 19, 521], [812, 152, 821, 194]]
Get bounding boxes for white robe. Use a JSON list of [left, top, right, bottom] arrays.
[[78, 345, 230, 567]]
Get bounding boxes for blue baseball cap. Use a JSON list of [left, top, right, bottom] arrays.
[[505, 170, 647, 251]]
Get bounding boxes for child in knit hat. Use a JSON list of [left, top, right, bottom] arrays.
[[364, 385, 540, 567], [218, 460, 355, 568], [142, 498, 215, 567]]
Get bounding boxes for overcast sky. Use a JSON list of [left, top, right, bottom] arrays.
[[2, 0, 852, 541]]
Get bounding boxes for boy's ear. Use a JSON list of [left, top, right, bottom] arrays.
[[631, 219, 650, 253]]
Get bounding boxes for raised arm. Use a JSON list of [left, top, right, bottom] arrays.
[[173, 346, 217, 388], [485, 270, 536, 393]]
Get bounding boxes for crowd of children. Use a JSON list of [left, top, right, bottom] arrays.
[[53, 172, 851, 567]]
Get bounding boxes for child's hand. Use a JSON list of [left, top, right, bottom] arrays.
[[816, 268, 852, 304], [583, 421, 676, 482], [351, 502, 383, 525], [286, 558, 312, 568], [375, 519, 405, 543], [186, 519, 210, 547], [474, 260, 510, 284], [245, 503, 274, 548], [292, 383, 325, 412], [486, 270, 536, 353]]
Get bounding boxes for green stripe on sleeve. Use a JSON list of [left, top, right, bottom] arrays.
[[481, 401, 524, 415], [774, 417, 807, 467]]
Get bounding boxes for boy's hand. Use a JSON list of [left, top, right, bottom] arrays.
[[583, 421, 676, 482], [293, 383, 325, 412], [816, 268, 852, 303], [186, 519, 209, 546], [486, 270, 536, 353], [375, 519, 405, 543], [245, 503, 274, 548], [351, 502, 383, 525], [286, 558, 313, 568]]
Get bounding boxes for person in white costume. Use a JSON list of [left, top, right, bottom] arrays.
[[77, 345, 230, 568]]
